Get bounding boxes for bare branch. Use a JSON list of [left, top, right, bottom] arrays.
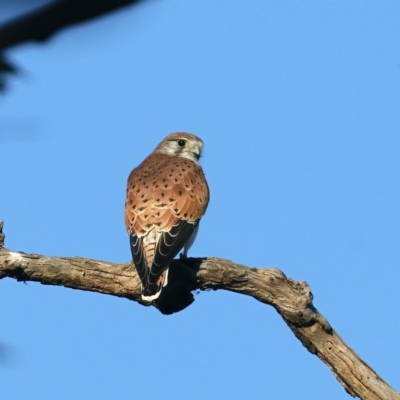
[[0, 221, 398, 400], [0, 0, 147, 51], [0, 0, 149, 89]]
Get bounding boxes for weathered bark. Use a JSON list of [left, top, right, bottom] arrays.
[[0, 221, 398, 400]]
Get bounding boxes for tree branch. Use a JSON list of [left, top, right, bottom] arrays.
[[0, 0, 146, 51], [0, 0, 148, 90], [0, 221, 398, 399]]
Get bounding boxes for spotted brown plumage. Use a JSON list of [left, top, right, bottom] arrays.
[[125, 132, 209, 301]]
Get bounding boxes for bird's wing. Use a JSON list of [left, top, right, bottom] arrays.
[[129, 220, 197, 298]]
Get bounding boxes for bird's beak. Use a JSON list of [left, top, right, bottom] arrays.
[[191, 145, 200, 160]]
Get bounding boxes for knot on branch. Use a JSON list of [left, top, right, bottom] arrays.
[[194, 258, 332, 333], [275, 277, 331, 333]]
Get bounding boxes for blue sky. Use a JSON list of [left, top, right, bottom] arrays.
[[1, 1, 399, 399]]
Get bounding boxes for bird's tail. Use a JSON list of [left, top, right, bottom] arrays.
[[141, 267, 169, 301], [129, 233, 169, 301]]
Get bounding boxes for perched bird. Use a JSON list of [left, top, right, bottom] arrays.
[[125, 132, 209, 301]]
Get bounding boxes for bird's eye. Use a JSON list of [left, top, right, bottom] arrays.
[[177, 140, 186, 147]]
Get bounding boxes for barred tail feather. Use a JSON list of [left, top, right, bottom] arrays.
[[141, 268, 169, 301], [129, 233, 166, 301]]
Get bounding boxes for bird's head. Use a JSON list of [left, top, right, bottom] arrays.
[[155, 132, 204, 163]]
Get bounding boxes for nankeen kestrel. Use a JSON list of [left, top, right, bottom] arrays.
[[125, 133, 209, 301]]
